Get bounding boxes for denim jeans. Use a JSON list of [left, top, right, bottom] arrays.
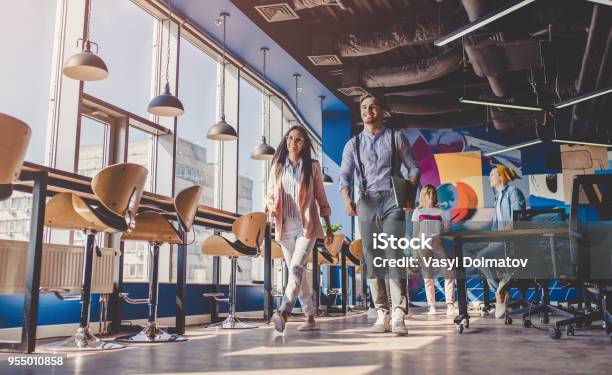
[[278, 218, 317, 317], [357, 190, 408, 313]]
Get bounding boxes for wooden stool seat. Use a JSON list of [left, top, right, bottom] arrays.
[[259, 240, 284, 259], [324, 234, 345, 256], [202, 235, 259, 257], [309, 245, 338, 265], [0, 113, 31, 200], [346, 239, 363, 266], [121, 211, 182, 244]]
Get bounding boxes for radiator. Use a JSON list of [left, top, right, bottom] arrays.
[[0, 240, 116, 295]]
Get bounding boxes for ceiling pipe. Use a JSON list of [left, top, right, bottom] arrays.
[[584, 27, 612, 135], [569, 4, 603, 136]]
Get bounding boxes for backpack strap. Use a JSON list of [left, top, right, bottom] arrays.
[[354, 134, 367, 192]]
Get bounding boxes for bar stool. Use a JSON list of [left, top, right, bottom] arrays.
[[346, 239, 364, 267], [201, 212, 266, 329], [0, 113, 31, 200], [117, 185, 203, 343], [41, 163, 148, 351], [263, 240, 286, 309]]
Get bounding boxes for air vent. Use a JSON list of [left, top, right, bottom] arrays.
[[337, 86, 369, 97], [255, 3, 300, 22], [308, 54, 342, 66]]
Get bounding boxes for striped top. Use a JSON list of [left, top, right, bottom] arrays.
[[280, 158, 303, 222], [411, 207, 450, 238]]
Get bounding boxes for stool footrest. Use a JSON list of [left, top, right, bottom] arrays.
[[203, 293, 229, 303], [40, 287, 81, 301], [119, 292, 149, 305]]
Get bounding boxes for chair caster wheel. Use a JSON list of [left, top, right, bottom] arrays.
[[549, 327, 561, 340], [522, 319, 532, 328], [505, 317, 513, 325], [540, 315, 549, 324], [566, 325, 575, 336], [456, 323, 464, 334]]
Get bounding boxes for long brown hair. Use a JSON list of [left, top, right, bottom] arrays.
[[271, 125, 317, 188]]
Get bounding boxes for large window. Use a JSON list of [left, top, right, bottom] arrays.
[[172, 35, 221, 284], [1, 0, 58, 164], [237, 78, 265, 215], [127, 126, 155, 192], [77, 115, 109, 177], [85, 0, 155, 118]]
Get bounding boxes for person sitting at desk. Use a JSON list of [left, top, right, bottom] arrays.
[[477, 164, 526, 318]]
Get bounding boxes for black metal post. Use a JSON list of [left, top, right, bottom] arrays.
[[211, 255, 220, 322], [263, 223, 273, 322], [148, 244, 160, 325], [312, 246, 320, 313], [80, 233, 96, 329], [351, 266, 357, 306], [341, 252, 348, 315], [455, 239, 468, 317], [175, 228, 187, 334], [20, 171, 47, 353], [110, 238, 124, 333]]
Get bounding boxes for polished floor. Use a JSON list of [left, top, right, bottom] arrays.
[[2, 306, 612, 374]]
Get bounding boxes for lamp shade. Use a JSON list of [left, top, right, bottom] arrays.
[[148, 83, 184, 117], [251, 137, 275, 160], [63, 49, 109, 81], [207, 118, 238, 141]]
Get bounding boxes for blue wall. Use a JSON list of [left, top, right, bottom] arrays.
[[0, 283, 266, 329]]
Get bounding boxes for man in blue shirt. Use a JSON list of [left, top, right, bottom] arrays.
[[339, 93, 420, 335]]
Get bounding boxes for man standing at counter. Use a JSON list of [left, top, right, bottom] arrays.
[[339, 93, 420, 335]]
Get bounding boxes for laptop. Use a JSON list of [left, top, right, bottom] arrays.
[[391, 176, 416, 209]]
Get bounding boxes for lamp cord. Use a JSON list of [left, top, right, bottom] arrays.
[[165, 0, 173, 87], [220, 14, 227, 121]]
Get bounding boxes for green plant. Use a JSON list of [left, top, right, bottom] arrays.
[[322, 224, 342, 233]]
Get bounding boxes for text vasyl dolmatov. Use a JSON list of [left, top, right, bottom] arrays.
[[371, 233, 529, 270]]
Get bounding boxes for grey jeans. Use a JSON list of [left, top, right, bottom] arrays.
[[357, 190, 408, 312]]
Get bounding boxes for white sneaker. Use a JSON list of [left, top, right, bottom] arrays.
[[446, 305, 456, 317], [297, 320, 316, 331], [494, 303, 507, 319], [370, 309, 390, 333], [391, 308, 408, 336], [425, 306, 437, 316], [272, 311, 286, 333]]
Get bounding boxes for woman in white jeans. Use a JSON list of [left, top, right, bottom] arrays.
[[265, 125, 333, 333], [412, 185, 456, 317]]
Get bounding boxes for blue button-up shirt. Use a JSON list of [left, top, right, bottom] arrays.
[[339, 127, 420, 193]]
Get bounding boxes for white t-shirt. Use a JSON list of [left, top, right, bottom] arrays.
[[411, 207, 450, 238]]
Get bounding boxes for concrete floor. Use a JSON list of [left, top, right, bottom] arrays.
[[2, 307, 612, 374]]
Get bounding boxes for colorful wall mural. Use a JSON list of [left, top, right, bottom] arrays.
[[399, 127, 610, 303]]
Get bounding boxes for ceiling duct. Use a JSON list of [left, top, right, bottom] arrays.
[[465, 40, 542, 97], [387, 110, 485, 129], [490, 107, 544, 133], [337, 18, 445, 58], [462, 0, 490, 22], [293, 0, 347, 10], [308, 34, 342, 65], [255, 3, 300, 22], [386, 95, 469, 115], [337, 86, 369, 97], [362, 49, 462, 87]]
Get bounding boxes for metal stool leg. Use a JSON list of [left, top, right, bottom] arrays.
[[116, 244, 187, 342], [40, 233, 124, 351], [208, 257, 256, 329]]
